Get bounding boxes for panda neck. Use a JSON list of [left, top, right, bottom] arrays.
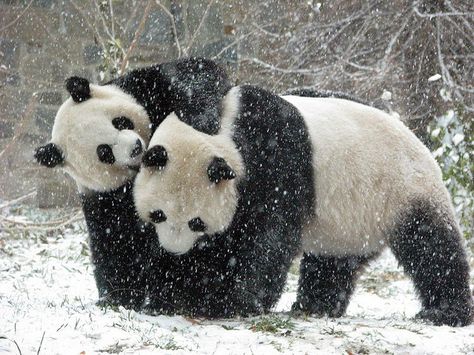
[[79, 179, 140, 241], [79, 179, 135, 203]]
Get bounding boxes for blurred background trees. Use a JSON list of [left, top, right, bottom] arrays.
[[0, 0, 472, 238]]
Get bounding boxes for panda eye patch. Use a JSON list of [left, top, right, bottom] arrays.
[[112, 116, 134, 130], [97, 144, 115, 164], [188, 217, 207, 233], [149, 209, 167, 224]]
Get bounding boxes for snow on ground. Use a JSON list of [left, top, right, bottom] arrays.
[[1, 208, 474, 355]]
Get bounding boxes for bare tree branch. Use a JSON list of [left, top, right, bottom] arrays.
[[0, 210, 83, 231], [69, 0, 107, 55], [0, 0, 34, 32], [155, 0, 182, 58], [108, 0, 115, 40], [120, 0, 154, 74], [413, 5, 472, 18], [0, 95, 37, 161], [184, 0, 214, 56], [242, 57, 325, 75], [0, 191, 37, 210]]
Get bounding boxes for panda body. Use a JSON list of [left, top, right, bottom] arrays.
[[135, 85, 473, 326], [35, 58, 232, 309], [282, 95, 449, 257]]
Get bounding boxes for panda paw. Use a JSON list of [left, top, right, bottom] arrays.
[[140, 303, 175, 316], [290, 301, 345, 318], [416, 306, 473, 327], [95, 297, 122, 311], [95, 293, 144, 311]]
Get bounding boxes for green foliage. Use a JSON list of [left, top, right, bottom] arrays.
[[99, 38, 124, 78], [250, 315, 294, 333], [428, 109, 474, 241]]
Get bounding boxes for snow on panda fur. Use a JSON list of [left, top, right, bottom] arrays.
[[134, 85, 473, 326], [34, 58, 231, 309]]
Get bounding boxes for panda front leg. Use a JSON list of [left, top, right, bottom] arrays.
[[291, 253, 374, 317], [215, 225, 301, 318], [90, 227, 151, 310], [81, 187, 152, 310], [389, 201, 473, 326]]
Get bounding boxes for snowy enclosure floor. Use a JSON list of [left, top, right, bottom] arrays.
[[1, 212, 474, 355]]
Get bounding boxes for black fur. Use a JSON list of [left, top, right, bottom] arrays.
[[292, 253, 374, 317], [34, 143, 64, 167], [112, 116, 135, 131], [390, 200, 473, 326], [110, 57, 231, 135], [145, 86, 316, 317], [207, 157, 236, 183], [142, 145, 168, 168], [65, 76, 91, 103], [81, 181, 154, 309]]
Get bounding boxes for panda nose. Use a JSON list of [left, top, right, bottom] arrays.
[[131, 139, 143, 158]]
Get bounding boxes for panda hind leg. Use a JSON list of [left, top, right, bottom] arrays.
[[389, 200, 473, 327], [291, 253, 374, 317]]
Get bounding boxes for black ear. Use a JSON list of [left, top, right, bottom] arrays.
[[34, 143, 64, 168], [65, 76, 91, 103], [207, 157, 235, 183], [142, 145, 168, 168]]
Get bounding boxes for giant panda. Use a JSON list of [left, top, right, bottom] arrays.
[[34, 58, 232, 309], [133, 85, 473, 326]]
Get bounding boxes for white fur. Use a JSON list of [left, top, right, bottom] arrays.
[[133, 113, 244, 255], [50, 84, 150, 192], [219, 86, 241, 136], [281, 95, 451, 256]]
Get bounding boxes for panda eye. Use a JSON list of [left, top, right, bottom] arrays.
[[97, 144, 115, 164], [188, 217, 207, 233], [112, 116, 134, 130], [149, 209, 167, 224]]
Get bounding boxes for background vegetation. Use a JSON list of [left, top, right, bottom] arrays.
[[0, 0, 472, 239]]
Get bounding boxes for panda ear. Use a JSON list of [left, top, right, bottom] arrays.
[[65, 76, 91, 103], [34, 143, 64, 168], [207, 157, 236, 183], [142, 145, 168, 169]]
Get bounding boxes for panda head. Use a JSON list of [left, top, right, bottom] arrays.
[[134, 113, 243, 255], [34, 76, 151, 192]]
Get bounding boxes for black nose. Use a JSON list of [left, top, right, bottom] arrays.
[[188, 217, 207, 232], [131, 139, 143, 158]]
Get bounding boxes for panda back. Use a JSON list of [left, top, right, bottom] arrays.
[[282, 95, 450, 256], [220, 86, 316, 235]]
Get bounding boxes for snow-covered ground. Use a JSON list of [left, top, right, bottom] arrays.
[[1, 208, 474, 355]]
